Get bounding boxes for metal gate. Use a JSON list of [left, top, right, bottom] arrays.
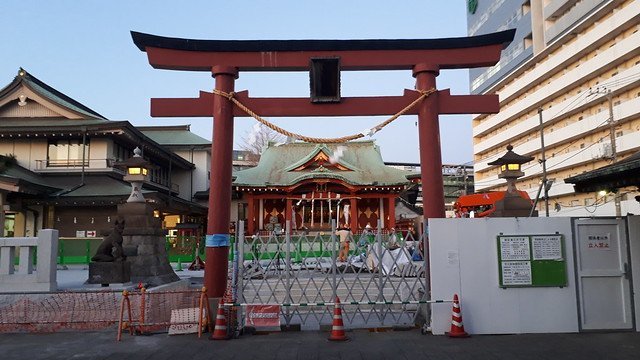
[[574, 218, 633, 330], [235, 221, 429, 329]]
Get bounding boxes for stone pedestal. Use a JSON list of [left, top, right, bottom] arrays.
[[88, 261, 131, 285], [118, 202, 179, 286], [491, 192, 538, 217]]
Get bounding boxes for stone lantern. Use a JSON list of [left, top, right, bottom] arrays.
[[114, 147, 150, 203], [112, 147, 178, 286], [488, 145, 533, 194], [487, 145, 536, 217]]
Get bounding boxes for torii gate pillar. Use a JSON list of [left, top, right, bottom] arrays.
[[414, 63, 445, 219], [206, 66, 237, 297]]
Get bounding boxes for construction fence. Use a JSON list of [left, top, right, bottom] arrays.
[[2, 221, 432, 334], [230, 220, 431, 330], [0, 290, 122, 333], [0, 288, 210, 337]]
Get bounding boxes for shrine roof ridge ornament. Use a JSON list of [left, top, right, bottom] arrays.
[[131, 29, 515, 53]]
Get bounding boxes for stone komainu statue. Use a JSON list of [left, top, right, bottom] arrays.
[[91, 217, 126, 262]]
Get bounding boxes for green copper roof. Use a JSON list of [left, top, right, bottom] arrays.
[[0, 155, 61, 194], [55, 176, 145, 197], [0, 68, 108, 120], [233, 141, 411, 187], [138, 125, 211, 146], [0, 117, 113, 128]]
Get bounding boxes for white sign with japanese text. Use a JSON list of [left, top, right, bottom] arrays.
[[501, 261, 532, 285], [532, 235, 563, 260], [500, 236, 530, 261], [586, 233, 610, 250]]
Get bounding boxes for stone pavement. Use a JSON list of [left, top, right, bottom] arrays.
[[1, 329, 638, 360]]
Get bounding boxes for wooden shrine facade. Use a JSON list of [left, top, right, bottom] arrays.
[[242, 186, 401, 235], [233, 141, 410, 234]]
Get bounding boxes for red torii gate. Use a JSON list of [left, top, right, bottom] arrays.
[[131, 29, 515, 299]]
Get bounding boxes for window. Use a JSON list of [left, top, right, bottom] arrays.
[[113, 142, 132, 162], [524, 33, 533, 49], [47, 139, 89, 167], [3, 213, 15, 236], [150, 166, 170, 187]]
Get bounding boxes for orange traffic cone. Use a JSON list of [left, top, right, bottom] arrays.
[[328, 296, 349, 341], [210, 300, 229, 340], [446, 294, 469, 338]]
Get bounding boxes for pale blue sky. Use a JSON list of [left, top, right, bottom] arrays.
[[1, 1, 476, 164]]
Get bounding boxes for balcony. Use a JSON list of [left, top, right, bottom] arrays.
[[34, 158, 115, 172]]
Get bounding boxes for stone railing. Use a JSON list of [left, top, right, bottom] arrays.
[[0, 229, 59, 292]]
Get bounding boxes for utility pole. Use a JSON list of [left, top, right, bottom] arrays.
[[463, 167, 469, 196], [607, 89, 622, 217], [538, 108, 549, 217], [588, 87, 621, 217]]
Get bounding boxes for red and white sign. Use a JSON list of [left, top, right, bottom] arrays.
[[245, 305, 281, 330], [587, 234, 611, 250]]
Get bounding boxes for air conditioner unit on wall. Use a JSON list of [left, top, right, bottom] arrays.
[[602, 143, 613, 159], [590, 142, 613, 160]]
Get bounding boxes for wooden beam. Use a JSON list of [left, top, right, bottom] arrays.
[[144, 44, 506, 72], [150, 89, 500, 117]]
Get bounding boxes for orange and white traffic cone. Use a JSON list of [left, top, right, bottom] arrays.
[[328, 296, 349, 341], [446, 294, 469, 338], [210, 299, 229, 340]]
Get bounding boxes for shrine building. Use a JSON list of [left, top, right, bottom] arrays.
[[233, 141, 412, 235]]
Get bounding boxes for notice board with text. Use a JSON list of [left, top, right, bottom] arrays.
[[497, 234, 567, 288]]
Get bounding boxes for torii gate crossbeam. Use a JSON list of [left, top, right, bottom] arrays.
[[131, 29, 515, 301]]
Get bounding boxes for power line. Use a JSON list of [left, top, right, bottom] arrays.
[[472, 90, 594, 166], [520, 117, 610, 173], [556, 190, 633, 214], [471, 72, 638, 188], [472, 68, 639, 167], [473, 123, 609, 188]]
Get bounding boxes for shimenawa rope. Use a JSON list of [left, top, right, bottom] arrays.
[[212, 88, 436, 144]]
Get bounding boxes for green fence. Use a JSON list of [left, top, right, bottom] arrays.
[[244, 233, 378, 263], [57, 237, 104, 265], [165, 236, 207, 263], [31, 234, 379, 266], [54, 236, 211, 265], [55, 236, 210, 265]]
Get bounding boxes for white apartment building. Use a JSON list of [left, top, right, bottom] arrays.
[[468, 0, 640, 216]]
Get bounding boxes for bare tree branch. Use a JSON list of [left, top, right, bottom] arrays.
[[240, 124, 287, 156]]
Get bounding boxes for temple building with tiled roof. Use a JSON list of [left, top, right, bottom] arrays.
[[233, 141, 413, 234], [0, 69, 207, 238]]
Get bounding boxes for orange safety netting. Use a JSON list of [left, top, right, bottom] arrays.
[[117, 287, 210, 340], [0, 291, 121, 333]]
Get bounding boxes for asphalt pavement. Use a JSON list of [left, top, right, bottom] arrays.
[[1, 328, 638, 360]]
